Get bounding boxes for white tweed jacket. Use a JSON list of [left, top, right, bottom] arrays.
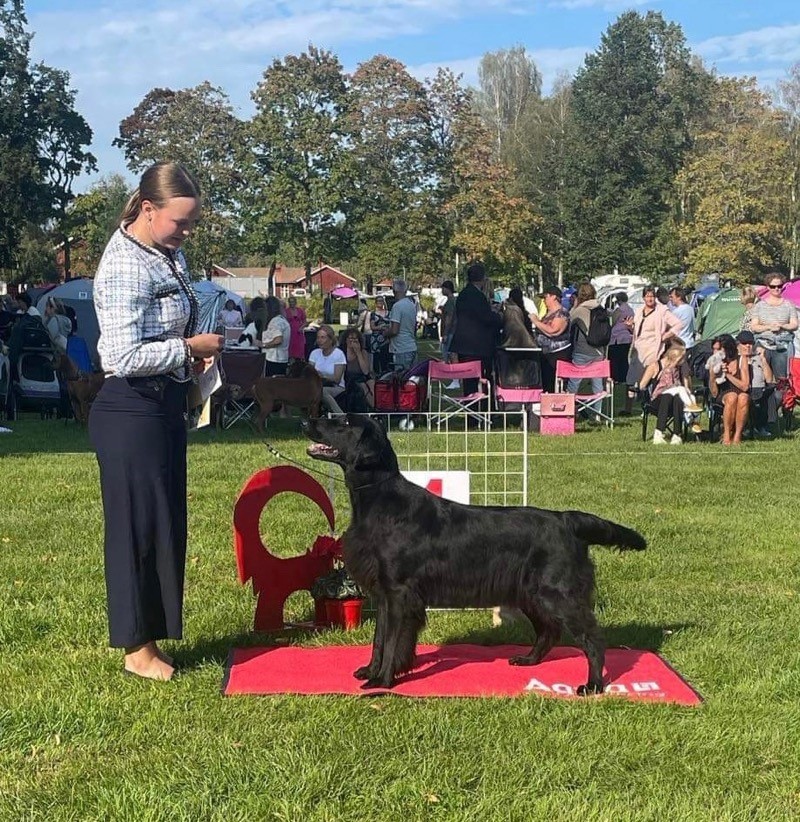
[[94, 228, 198, 379]]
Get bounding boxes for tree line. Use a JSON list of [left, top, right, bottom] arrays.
[[2, 1, 799, 289]]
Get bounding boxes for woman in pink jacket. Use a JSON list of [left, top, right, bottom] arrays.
[[624, 285, 684, 414]]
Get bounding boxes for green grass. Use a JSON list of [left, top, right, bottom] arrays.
[[2, 412, 800, 820]]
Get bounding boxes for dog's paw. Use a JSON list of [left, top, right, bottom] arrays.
[[361, 677, 394, 690], [353, 665, 376, 680], [508, 655, 537, 666], [576, 682, 604, 697]]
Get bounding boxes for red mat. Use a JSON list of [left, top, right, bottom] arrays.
[[223, 644, 702, 705]]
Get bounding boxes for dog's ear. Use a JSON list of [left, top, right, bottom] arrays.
[[353, 417, 388, 469]]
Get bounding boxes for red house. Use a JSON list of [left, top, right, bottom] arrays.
[[211, 263, 356, 299]]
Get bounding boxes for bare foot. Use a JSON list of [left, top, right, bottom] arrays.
[[124, 642, 175, 681], [155, 646, 174, 666]]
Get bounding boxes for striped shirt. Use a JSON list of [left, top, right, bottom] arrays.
[[94, 227, 198, 379]]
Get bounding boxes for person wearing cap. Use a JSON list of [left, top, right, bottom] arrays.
[[709, 332, 751, 445], [450, 262, 503, 393], [438, 280, 456, 363], [531, 285, 571, 393], [737, 329, 776, 437]]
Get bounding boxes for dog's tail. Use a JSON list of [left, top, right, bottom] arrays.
[[565, 511, 646, 551]]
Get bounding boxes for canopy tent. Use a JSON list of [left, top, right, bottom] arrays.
[[697, 287, 744, 340], [193, 279, 244, 332], [779, 280, 800, 308], [690, 283, 719, 311], [330, 286, 359, 299], [36, 278, 100, 365]]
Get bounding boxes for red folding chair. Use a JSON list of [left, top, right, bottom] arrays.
[[427, 360, 492, 429], [555, 359, 614, 427]]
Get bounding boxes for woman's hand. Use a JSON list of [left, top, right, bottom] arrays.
[[187, 333, 223, 359]]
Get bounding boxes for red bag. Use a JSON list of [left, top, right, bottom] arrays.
[[374, 374, 427, 412]]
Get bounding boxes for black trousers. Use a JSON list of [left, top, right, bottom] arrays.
[[655, 392, 683, 435], [89, 377, 189, 648]]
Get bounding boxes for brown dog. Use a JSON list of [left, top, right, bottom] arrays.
[[57, 354, 105, 425], [252, 362, 322, 430]]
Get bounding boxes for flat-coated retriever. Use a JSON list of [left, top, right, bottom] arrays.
[[304, 415, 646, 694]]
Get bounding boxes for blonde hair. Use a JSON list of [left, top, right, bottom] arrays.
[[740, 286, 756, 306], [663, 346, 685, 367], [120, 162, 201, 225]]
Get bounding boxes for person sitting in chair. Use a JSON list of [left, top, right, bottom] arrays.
[[638, 345, 700, 445], [709, 334, 750, 445], [342, 327, 374, 410]]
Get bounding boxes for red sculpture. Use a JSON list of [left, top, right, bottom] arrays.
[[234, 465, 339, 631]]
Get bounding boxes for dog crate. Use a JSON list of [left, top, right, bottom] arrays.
[[539, 393, 575, 436]]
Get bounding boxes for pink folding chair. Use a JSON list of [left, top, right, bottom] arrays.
[[427, 360, 492, 429], [555, 359, 614, 427]]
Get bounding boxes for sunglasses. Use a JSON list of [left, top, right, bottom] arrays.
[[769, 285, 782, 290]]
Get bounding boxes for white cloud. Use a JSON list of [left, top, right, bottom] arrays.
[[695, 24, 800, 68]]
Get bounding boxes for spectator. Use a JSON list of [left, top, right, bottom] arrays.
[[609, 292, 634, 388], [450, 261, 503, 393], [366, 295, 391, 374], [381, 279, 417, 372], [709, 334, 750, 445], [737, 329, 776, 438], [342, 327, 374, 410], [638, 345, 697, 445], [656, 286, 670, 306], [309, 324, 347, 414], [750, 272, 798, 381], [217, 298, 243, 328], [531, 285, 571, 393], [44, 296, 72, 353], [669, 287, 696, 362], [566, 282, 607, 417], [16, 291, 42, 319], [438, 280, 457, 362], [739, 286, 757, 332], [261, 295, 291, 376], [624, 285, 683, 415], [285, 295, 307, 362]]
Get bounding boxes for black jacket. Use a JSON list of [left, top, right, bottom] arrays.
[[450, 284, 503, 360]]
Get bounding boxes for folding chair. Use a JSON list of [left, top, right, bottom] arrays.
[[216, 350, 265, 429], [555, 359, 614, 427], [493, 347, 542, 418], [427, 359, 492, 429]]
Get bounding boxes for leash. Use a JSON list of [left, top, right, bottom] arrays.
[[263, 440, 393, 492]]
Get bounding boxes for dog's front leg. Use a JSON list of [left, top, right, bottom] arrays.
[[354, 595, 386, 681]]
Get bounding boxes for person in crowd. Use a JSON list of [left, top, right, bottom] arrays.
[[737, 329, 775, 438], [669, 286, 696, 363], [261, 295, 291, 376], [380, 279, 417, 372], [450, 262, 503, 394], [531, 285, 571, 393], [438, 280, 457, 362], [15, 291, 42, 318], [217, 299, 243, 328], [44, 296, 72, 353], [656, 286, 670, 306], [343, 327, 374, 410], [566, 282, 607, 417], [88, 161, 223, 681], [739, 286, 757, 332], [749, 272, 798, 381], [609, 291, 634, 389], [709, 333, 751, 445], [366, 295, 391, 374], [624, 285, 683, 415], [284, 295, 307, 362], [309, 324, 347, 413], [503, 286, 535, 347], [638, 344, 698, 445]]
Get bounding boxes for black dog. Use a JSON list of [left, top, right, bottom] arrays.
[[304, 415, 646, 694]]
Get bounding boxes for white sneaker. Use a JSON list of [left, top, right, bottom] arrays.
[[670, 434, 682, 445], [652, 429, 666, 445]]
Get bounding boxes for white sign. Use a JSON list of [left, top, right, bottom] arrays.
[[402, 471, 470, 504]]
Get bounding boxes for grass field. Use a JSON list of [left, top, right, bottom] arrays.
[[2, 410, 799, 821]]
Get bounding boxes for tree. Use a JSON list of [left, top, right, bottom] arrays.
[[777, 62, 800, 278], [475, 45, 542, 159], [0, 0, 95, 273], [115, 82, 245, 274], [563, 11, 709, 276], [345, 55, 434, 276], [247, 46, 350, 287], [676, 77, 788, 285]]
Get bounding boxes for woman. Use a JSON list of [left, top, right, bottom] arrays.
[[368, 296, 391, 374], [44, 296, 72, 353], [750, 273, 798, 381], [88, 162, 223, 681], [530, 286, 571, 393], [608, 291, 634, 386], [217, 299, 243, 328], [624, 285, 683, 414], [309, 324, 347, 414], [343, 327, 374, 410], [566, 282, 607, 411], [709, 334, 750, 445], [261, 296, 291, 376], [285, 296, 307, 361], [739, 286, 757, 332]]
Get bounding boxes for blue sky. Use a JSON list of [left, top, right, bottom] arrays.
[[23, 0, 800, 192]]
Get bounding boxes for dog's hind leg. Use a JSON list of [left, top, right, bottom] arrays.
[[564, 606, 605, 696], [508, 606, 560, 667], [354, 596, 387, 681]]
